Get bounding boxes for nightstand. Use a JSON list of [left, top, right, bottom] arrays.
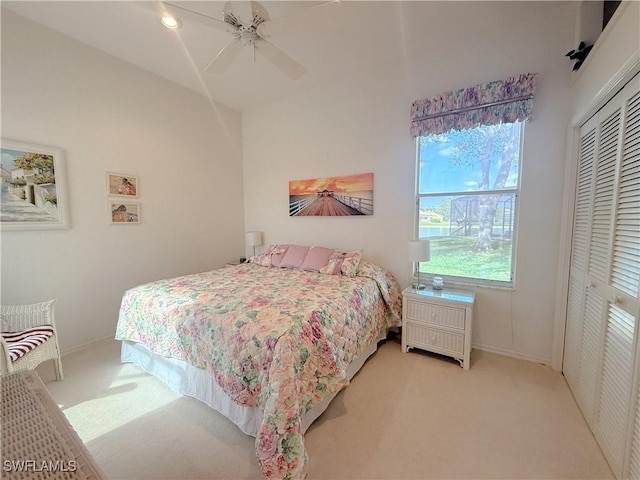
[[401, 285, 475, 370]]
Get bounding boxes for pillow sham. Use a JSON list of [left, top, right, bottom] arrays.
[[269, 244, 290, 267], [340, 250, 362, 277], [248, 244, 289, 267], [248, 253, 272, 267], [300, 246, 334, 271], [319, 252, 344, 275], [279, 245, 311, 269], [318, 249, 362, 276]]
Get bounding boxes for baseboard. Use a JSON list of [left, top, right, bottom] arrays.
[[472, 343, 551, 366], [61, 335, 117, 357]]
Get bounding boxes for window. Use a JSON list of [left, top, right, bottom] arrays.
[[410, 74, 538, 288], [415, 122, 524, 287]]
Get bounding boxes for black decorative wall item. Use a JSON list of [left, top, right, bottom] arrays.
[[565, 42, 593, 71]]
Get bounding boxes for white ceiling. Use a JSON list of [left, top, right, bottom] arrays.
[[2, 1, 565, 112]]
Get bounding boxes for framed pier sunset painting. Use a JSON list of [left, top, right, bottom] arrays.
[[289, 172, 373, 216]]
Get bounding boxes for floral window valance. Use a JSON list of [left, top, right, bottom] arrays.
[[410, 73, 538, 137]]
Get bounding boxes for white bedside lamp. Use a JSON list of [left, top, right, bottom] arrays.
[[246, 231, 263, 257], [408, 239, 430, 290]]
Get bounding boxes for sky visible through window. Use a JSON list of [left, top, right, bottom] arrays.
[[417, 122, 522, 285], [419, 125, 519, 200]]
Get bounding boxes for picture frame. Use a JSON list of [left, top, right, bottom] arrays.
[[1, 139, 71, 230], [106, 172, 138, 197], [108, 201, 141, 224], [289, 172, 374, 216]]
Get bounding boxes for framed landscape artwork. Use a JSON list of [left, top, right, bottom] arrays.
[[289, 172, 373, 216], [0, 139, 70, 230], [109, 201, 141, 224]]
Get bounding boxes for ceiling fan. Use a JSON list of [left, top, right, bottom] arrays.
[[157, 1, 341, 79]]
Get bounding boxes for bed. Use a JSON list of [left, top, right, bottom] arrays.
[[115, 245, 402, 479]]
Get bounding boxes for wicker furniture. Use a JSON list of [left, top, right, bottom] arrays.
[[402, 286, 475, 370], [1, 370, 105, 479], [0, 299, 64, 380]]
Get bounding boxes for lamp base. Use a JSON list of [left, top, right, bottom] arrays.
[[411, 282, 427, 290]]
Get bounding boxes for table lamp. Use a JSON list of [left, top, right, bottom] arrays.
[[408, 239, 430, 290], [246, 231, 263, 257]]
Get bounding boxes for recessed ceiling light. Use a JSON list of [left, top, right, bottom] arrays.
[[161, 15, 182, 30]]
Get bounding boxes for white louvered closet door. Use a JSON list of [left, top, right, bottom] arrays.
[[620, 79, 640, 480], [564, 113, 602, 418], [563, 117, 595, 391], [563, 73, 640, 480]]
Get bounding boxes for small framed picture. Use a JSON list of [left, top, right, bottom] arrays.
[[106, 172, 138, 197], [109, 201, 140, 224]]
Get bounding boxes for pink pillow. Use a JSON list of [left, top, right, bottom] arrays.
[[279, 245, 310, 269], [270, 244, 290, 267], [300, 246, 334, 271]]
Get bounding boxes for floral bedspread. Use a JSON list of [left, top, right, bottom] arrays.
[[115, 261, 402, 479]]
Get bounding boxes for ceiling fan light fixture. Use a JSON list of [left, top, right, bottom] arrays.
[[161, 15, 182, 30], [239, 29, 256, 46], [168, 0, 321, 79]]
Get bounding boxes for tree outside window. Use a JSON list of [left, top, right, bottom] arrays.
[[416, 121, 524, 286]]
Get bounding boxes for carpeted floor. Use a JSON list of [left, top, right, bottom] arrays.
[[37, 337, 614, 479]]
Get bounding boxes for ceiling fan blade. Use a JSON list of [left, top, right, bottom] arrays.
[[205, 38, 244, 74], [228, 1, 254, 26], [256, 40, 307, 80], [258, 0, 341, 39], [159, 2, 238, 33]]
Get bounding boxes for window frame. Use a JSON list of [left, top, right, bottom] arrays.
[[413, 123, 525, 290]]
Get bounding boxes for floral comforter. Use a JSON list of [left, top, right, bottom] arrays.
[[115, 261, 402, 479]]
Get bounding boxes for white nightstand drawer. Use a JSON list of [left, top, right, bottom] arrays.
[[405, 322, 464, 355], [405, 301, 465, 330], [401, 286, 474, 369]]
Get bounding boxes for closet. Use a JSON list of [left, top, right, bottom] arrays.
[[563, 72, 640, 479]]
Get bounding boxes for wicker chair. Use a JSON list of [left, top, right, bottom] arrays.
[[0, 299, 64, 380]]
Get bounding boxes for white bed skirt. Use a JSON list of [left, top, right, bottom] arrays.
[[120, 331, 386, 437]]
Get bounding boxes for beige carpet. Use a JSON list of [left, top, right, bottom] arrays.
[[36, 338, 614, 480]]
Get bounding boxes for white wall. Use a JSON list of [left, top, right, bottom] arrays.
[[242, 2, 578, 364], [1, 10, 245, 352]]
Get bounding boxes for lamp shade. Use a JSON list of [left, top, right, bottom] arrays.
[[408, 240, 430, 262], [245, 231, 263, 247]]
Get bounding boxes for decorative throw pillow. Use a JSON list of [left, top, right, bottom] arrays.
[[318, 250, 362, 276], [248, 253, 272, 267], [279, 245, 311, 269], [319, 252, 345, 275], [300, 246, 334, 271], [340, 250, 362, 277], [248, 244, 289, 267], [269, 244, 290, 267]]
